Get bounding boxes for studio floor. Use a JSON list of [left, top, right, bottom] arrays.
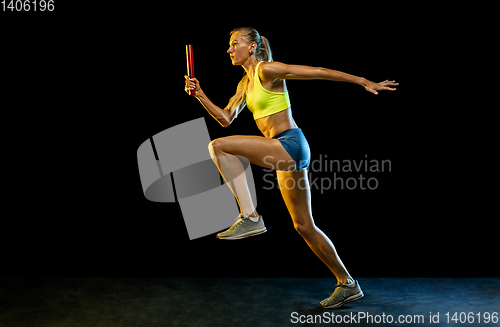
[[0, 278, 498, 326]]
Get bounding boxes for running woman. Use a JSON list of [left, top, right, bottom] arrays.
[[184, 27, 397, 308]]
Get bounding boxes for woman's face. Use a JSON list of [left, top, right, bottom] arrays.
[[227, 31, 255, 65]]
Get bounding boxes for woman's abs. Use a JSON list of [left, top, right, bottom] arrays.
[[255, 108, 298, 138]]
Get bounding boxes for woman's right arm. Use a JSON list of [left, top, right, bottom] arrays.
[[184, 76, 231, 127]]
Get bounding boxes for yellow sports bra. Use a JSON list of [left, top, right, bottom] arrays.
[[246, 61, 291, 120]]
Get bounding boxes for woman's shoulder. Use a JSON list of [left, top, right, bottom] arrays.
[[258, 61, 285, 81]]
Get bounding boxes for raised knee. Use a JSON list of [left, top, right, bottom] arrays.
[[209, 138, 231, 157], [208, 140, 217, 158], [209, 138, 225, 157]]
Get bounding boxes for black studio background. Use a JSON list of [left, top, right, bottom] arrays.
[[1, 3, 495, 278]]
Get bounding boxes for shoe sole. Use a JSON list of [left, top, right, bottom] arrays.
[[217, 227, 267, 240], [321, 290, 364, 309]]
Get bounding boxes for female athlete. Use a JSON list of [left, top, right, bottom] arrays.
[[184, 27, 397, 308]]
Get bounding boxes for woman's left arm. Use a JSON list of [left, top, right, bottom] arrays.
[[261, 61, 398, 95]]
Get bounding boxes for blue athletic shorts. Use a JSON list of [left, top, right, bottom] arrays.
[[273, 128, 311, 170]]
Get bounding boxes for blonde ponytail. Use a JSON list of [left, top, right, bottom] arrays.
[[258, 36, 273, 62]]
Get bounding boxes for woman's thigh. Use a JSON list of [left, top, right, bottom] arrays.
[[276, 169, 313, 225], [211, 135, 295, 171]]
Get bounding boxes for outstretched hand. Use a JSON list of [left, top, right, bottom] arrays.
[[362, 79, 398, 95]]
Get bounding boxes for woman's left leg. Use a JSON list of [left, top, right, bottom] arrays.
[[277, 169, 364, 308], [276, 169, 353, 284]]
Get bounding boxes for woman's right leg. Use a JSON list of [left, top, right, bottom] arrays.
[[208, 135, 295, 218]]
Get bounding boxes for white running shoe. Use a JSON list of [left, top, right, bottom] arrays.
[[216, 214, 266, 240]]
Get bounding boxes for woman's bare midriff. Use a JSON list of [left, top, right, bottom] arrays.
[[255, 108, 298, 138]]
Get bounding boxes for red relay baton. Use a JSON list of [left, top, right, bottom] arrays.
[[186, 44, 195, 96]]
